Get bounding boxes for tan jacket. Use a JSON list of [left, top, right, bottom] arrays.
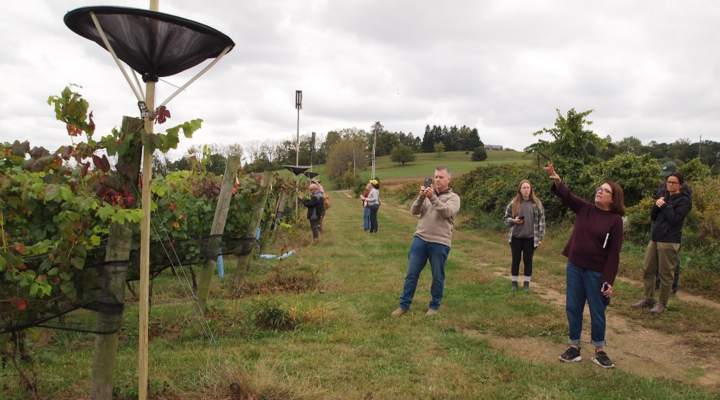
[[411, 189, 461, 247]]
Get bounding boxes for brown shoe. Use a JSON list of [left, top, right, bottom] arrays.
[[632, 298, 653, 309], [391, 307, 408, 317], [425, 309, 438, 316], [650, 303, 667, 315]]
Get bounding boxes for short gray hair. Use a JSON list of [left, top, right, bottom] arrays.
[[436, 166, 451, 177]]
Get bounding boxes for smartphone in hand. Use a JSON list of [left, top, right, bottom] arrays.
[[602, 282, 611, 307], [424, 177, 433, 188]]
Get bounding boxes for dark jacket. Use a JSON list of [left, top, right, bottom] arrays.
[[655, 181, 693, 203], [301, 191, 324, 220], [651, 190, 691, 243]]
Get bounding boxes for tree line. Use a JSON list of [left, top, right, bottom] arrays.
[[152, 112, 719, 187], [151, 121, 481, 178]]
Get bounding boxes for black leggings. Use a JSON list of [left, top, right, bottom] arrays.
[[510, 237, 535, 277]]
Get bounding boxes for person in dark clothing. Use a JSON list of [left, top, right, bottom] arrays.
[[312, 179, 327, 234], [653, 161, 693, 293], [544, 163, 624, 369], [298, 183, 324, 241], [634, 171, 692, 315]]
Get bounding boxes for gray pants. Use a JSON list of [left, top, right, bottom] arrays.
[[309, 219, 320, 239], [643, 241, 680, 305], [655, 247, 681, 292]]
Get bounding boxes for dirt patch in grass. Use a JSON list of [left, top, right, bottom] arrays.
[[474, 269, 720, 389], [614, 276, 720, 312], [446, 222, 720, 389]]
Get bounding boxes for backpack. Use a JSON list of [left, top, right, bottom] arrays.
[[323, 194, 331, 211]]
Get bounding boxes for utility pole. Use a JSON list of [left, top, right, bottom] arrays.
[[295, 90, 302, 167], [371, 122, 381, 179], [310, 131, 316, 168], [295, 90, 302, 219], [372, 131, 376, 179], [699, 135, 702, 160]]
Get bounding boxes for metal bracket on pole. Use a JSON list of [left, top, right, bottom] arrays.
[[137, 101, 153, 119]]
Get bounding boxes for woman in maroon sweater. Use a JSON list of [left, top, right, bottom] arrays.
[[544, 163, 625, 369]]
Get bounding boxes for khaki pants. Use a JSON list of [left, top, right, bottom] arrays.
[[642, 240, 680, 305]]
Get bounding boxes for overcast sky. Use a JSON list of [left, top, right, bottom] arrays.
[[2, 0, 718, 160]]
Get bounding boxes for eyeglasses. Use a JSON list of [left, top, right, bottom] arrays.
[[596, 187, 613, 195], [666, 180, 680, 185]]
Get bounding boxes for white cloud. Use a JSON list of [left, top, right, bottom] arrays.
[[1, 0, 719, 157]]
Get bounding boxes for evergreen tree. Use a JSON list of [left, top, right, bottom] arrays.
[[421, 124, 434, 153]]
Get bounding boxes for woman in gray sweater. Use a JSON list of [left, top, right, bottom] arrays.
[[503, 179, 545, 291]]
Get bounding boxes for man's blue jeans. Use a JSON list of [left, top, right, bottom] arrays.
[[399, 237, 451, 311], [565, 261, 607, 347], [363, 208, 371, 230]]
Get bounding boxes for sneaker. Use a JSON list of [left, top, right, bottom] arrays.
[[391, 307, 408, 317], [650, 303, 666, 315], [592, 351, 615, 368], [425, 308, 438, 316], [523, 282, 530, 292], [632, 298, 653, 309], [511, 282, 518, 291], [558, 346, 582, 362]]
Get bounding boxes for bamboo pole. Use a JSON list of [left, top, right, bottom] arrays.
[[139, 5, 159, 400], [138, 89, 153, 400], [90, 116, 143, 400], [195, 156, 240, 312]]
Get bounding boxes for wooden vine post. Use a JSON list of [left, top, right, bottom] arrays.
[[233, 174, 271, 285], [90, 116, 144, 400], [244, 175, 273, 271], [265, 191, 287, 252], [258, 188, 276, 256], [195, 155, 240, 313]]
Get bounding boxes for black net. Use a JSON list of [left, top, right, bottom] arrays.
[[64, 6, 235, 81], [1, 235, 255, 335], [303, 171, 319, 179], [124, 235, 257, 281], [0, 260, 124, 335], [283, 165, 311, 176]]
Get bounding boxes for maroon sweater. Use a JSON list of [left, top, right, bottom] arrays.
[[551, 182, 623, 285]]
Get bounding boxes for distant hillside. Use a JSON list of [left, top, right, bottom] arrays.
[[273, 150, 532, 188]]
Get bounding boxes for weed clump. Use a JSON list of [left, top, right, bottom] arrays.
[[253, 299, 298, 331]]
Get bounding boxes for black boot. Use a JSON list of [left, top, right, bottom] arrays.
[[511, 282, 518, 291], [523, 282, 530, 291]]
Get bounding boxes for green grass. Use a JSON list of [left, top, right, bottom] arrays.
[[360, 150, 532, 181], [272, 150, 532, 186], [7, 190, 720, 399]]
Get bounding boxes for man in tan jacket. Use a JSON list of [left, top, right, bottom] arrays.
[[391, 166, 461, 316]]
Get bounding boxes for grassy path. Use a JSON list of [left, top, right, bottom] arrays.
[[222, 190, 720, 399], [20, 188, 720, 399]]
